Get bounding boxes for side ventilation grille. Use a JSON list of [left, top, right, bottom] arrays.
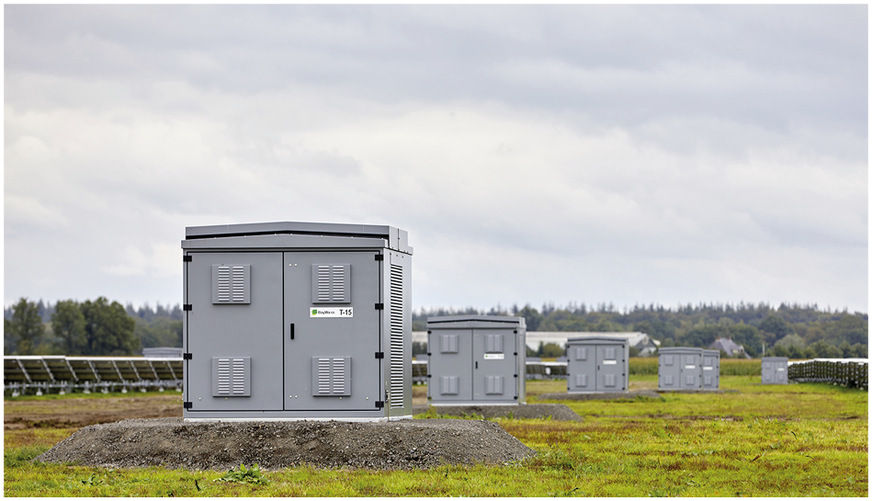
[[388, 263, 405, 409]]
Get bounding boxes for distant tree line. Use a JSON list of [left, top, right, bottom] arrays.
[[4, 298, 182, 356], [413, 302, 868, 359], [6, 298, 866, 359]]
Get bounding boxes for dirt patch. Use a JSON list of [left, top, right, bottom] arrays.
[[416, 404, 581, 421], [36, 417, 534, 471], [4, 395, 182, 430]]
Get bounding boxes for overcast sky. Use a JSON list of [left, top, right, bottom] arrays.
[[4, 4, 868, 313]]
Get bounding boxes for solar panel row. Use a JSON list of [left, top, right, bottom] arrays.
[[4, 356, 183, 395]]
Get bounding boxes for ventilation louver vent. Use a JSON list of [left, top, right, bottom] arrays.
[[485, 334, 504, 353], [388, 263, 405, 409], [440, 334, 459, 353], [311, 356, 351, 396], [440, 376, 459, 395], [485, 375, 505, 395], [311, 264, 351, 303], [212, 265, 251, 304], [211, 357, 250, 396]]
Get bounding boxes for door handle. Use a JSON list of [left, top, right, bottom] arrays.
[[475, 361, 478, 369], [290, 323, 295, 340]]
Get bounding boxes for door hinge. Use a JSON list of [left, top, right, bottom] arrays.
[[183, 255, 192, 262], [183, 401, 193, 409], [374, 254, 384, 261], [183, 353, 193, 360], [375, 400, 385, 409], [183, 304, 192, 311], [375, 352, 384, 359], [375, 303, 384, 310]]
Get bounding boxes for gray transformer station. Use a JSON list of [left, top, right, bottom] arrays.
[[566, 336, 629, 392], [426, 315, 526, 405], [181, 221, 413, 420], [702, 349, 720, 390], [658, 347, 703, 391], [761, 356, 789, 384]]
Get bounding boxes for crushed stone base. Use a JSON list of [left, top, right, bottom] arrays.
[[35, 417, 535, 471]]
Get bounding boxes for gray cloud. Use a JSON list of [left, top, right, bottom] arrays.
[[4, 4, 867, 312]]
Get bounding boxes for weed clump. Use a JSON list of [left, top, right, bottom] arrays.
[[214, 464, 269, 485]]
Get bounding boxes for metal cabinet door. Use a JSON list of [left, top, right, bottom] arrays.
[[659, 354, 679, 389], [472, 328, 516, 401], [596, 345, 625, 391], [428, 328, 473, 402], [568, 346, 596, 391], [282, 251, 382, 411], [185, 252, 284, 412], [703, 354, 719, 388], [681, 354, 699, 388]]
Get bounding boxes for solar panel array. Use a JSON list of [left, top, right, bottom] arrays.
[[4, 356, 182, 395]]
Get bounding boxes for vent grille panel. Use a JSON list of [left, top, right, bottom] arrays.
[[388, 263, 405, 409], [311, 264, 351, 303], [311, 356, 351, 396], [212, 265, 251, 304], [212, 357, 250, 396]]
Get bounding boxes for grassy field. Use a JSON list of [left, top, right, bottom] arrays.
[[4, 375, 868, 497]]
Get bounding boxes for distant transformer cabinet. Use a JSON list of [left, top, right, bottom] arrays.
[[181, 221, 413, 420], [426, 315, 526, 405], [761, 356, 789, 384], [658, 347, 703, 391], [702, 349, 720, 390], [565, 336, 629, 392]]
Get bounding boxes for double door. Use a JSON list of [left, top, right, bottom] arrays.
[[430, 328, 518, 403], [569, 344, 625, 391], [184, 250, 382, 413]]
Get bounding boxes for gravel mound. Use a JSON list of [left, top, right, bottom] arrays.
[[36, 417, 534, 471], [420, 404, 581, 421], [538, 390, 663, 401]]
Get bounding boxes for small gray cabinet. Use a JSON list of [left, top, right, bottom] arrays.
[[566, 336, 629, 392], [427, 315, 526, 405], [761, 356, 789, 384], [659, 347, 703, 390]]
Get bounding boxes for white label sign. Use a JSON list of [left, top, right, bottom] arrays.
[[603, 360, 618, 365], [685, 365, 696, 369], [703, 366, 713, 370], [483, 353, 505, 360], [310, 307, 353, 318]]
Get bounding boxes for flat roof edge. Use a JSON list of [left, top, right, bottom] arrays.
[[185, 221, 394, 239]]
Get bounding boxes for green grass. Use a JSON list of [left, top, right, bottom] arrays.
[[4, 377, 867, 497]]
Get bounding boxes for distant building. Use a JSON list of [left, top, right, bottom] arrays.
[[709, 337, 749, 358], [141, 347, 183, 358]]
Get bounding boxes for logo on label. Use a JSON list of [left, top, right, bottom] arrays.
[[310, 307, 354, 318]]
